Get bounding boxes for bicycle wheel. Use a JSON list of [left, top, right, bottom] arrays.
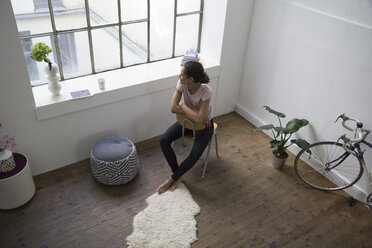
[[294, 141, 363, 191]]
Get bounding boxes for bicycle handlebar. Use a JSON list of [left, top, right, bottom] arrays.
[[335, 114, 371, 156]]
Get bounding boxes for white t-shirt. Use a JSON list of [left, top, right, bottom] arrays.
[[176, 80, 213, 121]]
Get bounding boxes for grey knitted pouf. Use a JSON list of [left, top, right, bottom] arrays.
[[90, 136, 139, 185]]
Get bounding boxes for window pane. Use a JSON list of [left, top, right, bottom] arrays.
[[175, 15, 199, 56], [21, 36, 57, 86], [121, 0, 147, 22], [122, 23, 148, 66], [54, 0, 87, 30], [49, 0, 64, 10], [11, 0, 53, 35], [20, 33, 39, 83], [177, 0, 200, 13], [92, 28, 120, 72], [150, 0, 174, 61], [90, 0, 118, 26], [59, 31, 92, 79]]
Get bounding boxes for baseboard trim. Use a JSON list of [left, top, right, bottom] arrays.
[[235, 103, 263, 129]]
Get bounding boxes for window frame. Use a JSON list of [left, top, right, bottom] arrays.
[[19, 31, 40, 82], [16, 0, 204, 86]]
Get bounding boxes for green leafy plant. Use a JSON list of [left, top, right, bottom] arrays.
[[30, 42, 53, 70], [253, 106, 310, 158]]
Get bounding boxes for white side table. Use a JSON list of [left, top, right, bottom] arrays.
[[0, 153, 35, 209]]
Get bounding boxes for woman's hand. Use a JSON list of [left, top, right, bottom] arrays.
[[175, 105, 184, 114]]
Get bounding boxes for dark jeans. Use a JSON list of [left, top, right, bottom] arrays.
[[160, 120, 214, 181]]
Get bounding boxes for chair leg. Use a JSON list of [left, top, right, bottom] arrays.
[[202, 130, 217, 179], [202, 138, 213, 179], [215, 131, 219, 157], [182, 125, 186, 147]]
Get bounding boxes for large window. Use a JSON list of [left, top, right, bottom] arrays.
[[11, 0, 204, 86]]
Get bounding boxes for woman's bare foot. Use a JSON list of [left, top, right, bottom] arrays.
[[169, 176, 183, 192], [157, 177, 174, 194]]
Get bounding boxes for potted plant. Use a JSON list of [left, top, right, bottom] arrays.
[[253, 106, 310, 169], [0, 123, 16, 173], [30, 42, 61, 96], [0, 124, 35, 210]]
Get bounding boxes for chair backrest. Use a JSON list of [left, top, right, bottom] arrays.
[[176, 113, 206, 130], [213, 122, 218, 131]]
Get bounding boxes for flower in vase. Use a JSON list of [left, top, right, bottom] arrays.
[[0, 124, 16, 152]]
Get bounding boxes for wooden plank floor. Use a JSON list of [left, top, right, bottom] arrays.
[[0, 112, 371, 248]]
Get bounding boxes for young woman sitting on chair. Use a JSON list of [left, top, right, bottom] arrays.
[[157, 60, 214, 193]]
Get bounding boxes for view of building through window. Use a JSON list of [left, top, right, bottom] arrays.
[[11, 0, 202, 86]]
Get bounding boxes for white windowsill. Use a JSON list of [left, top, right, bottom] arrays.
[[32, 56, 220, 120]]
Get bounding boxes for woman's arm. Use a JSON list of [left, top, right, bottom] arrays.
[[171, 89, 185, 114], [179, 99, 210, 123]]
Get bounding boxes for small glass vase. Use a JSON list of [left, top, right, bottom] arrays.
[[0, 149, 16, 173]]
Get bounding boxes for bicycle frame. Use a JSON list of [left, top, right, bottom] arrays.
[[328, 139, 372, 205], [354, 140, 372, 196], [326, 152, 350, 170], [327, 140, 371, 168]]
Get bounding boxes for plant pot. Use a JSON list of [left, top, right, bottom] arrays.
[[272, 150, 288, 170], [44, 62, 61, 96], [0, 153, 35, 209], [0, 149, 16, 173]]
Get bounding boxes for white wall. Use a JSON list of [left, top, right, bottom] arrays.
[[213, 0, 254, 116], [200, 0, 227, 64], [236, 0, 372, 196], [0, 0, 252, 175]]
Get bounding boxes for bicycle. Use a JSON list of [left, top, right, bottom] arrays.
[[294, 114, 372, 208]]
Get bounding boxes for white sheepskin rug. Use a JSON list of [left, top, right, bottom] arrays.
[[126, 183, 200, 248]]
